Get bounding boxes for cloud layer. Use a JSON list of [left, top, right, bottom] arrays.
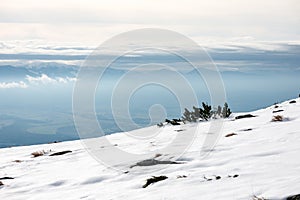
[[0, 74, 76, 89], [0, 81, 28, 89], [26, 74, 76, 85], [0, 0, 299, 44]]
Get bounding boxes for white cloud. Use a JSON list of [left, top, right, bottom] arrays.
[[66, 77, 77, 82], [0, 75, 77, 89], [57, 77, 77, 83], [26, 74, 57, 84], [0, 81, 28, 89], [26, 74, 76, 85]]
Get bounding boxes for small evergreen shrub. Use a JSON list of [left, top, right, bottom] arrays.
[[222, 102, 232, 118], [165, 119, 180, 125], [182, 102, 231, 122], [200, 102, 212, 120]]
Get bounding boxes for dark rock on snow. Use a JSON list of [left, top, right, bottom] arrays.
[[273, 109, 284, 113], [130, 159, 181, 168], [228, 174, 239, 178], [0, 177, 14, 180], [157, 122, 164, 127], [49, 150, 72, 156], [143, 176, 168, 188], [272, 115, 283, 122], [289, 100, 297, 104], [225, 133, 237, 137], [235, 114, 256, 120], [177, 175, 187, 179]]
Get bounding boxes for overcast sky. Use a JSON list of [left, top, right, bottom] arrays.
[[1, 0, 299, 46]]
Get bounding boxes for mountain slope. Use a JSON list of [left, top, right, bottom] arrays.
[[0, 98, 300, 200]]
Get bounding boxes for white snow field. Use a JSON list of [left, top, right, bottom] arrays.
[[1, 98, 300, 200]]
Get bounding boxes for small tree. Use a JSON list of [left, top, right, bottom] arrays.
[[182, 108, 190, 122], [182, 106, 200, 123], [217, 105, 222, 116], [199, 102, 212, 121], [222, 102, 231, 118], [193, 106, 201, 119], [182, 102, 231, 123]]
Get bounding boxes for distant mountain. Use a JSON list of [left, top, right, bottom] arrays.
[[0, 65, 36, 81], [28, 64, 78, 78]]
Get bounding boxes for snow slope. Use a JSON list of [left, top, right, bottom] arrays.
[[1, 98, 300, 200]]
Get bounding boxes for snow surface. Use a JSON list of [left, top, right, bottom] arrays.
[[1, 98, 300, 200]]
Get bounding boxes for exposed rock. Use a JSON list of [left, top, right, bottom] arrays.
[[157, 122, 163, 127], [154, 153, 162, 158], [130, 159, 181, 168], [49, 150, 72, 156], [203, 176, 213, 181], [272, 115, 283, 122], [242, 128, 253, 131], [235, 114, 256, 120], [0, 177, 14, 180], [0, 181, 3, 186], [273, 109, 284, 113], [177, 175, 187, 179], [228, 174, 239, 178], [204, 175, 221, 181], [143, 176, 168, 188], [289, 100, 297, 104], [31, 151, 45, 158], [225, 133, 237, 137], [287, 194, 300, 200]]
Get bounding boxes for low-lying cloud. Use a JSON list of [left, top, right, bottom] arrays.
[[0, 74, 76, 89], [26, 74, 76, 85], [0, 81, 28, 89]]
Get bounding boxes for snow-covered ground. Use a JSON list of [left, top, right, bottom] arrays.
[[1, 98, 300, 200]]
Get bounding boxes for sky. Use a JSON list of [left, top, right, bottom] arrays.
[[0, 0, 300, 47]]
